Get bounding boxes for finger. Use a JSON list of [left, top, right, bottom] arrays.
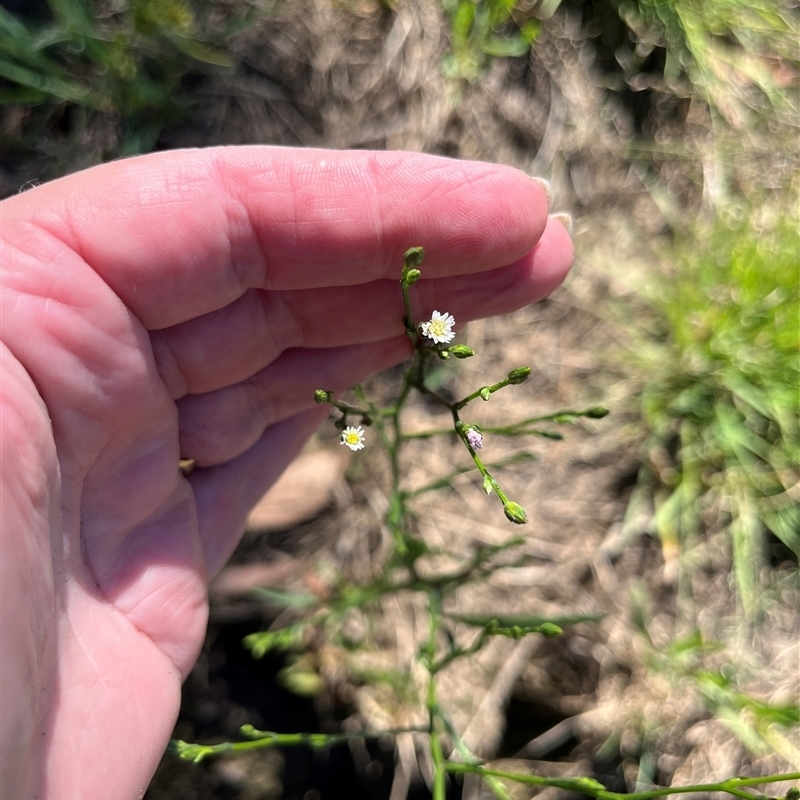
[[190, 407, 328, 576], [4, 147, 550, 330], [179, 337, 408, 466], [153, 216, 572, 397]]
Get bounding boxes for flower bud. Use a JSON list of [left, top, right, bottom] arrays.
[[482, 476, 494, 495], [465, 428, 483, 449], [585, 406, 609, 419], [479, 387, 491, 401], [404, 268, 421, 285], [448, 344, 475, 359], [403, 246, 425, 269], [537, 623, 563, 637], [503, 501, 528, 525], [506, 366, 532, 385], [314, 389, 333, 404]]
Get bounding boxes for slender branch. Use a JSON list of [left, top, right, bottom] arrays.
[[173, 726, 428, 763], [444, 765, 800, 800]]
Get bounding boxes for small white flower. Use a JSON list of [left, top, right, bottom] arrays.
[[420, 310, 456, 345], [340, 425, 366, 451]]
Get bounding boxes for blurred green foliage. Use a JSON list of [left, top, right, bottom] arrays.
[[611, 0, 799, 124], [640, 623, 800, 763], [638, 211, 799, 618], [439, 0, 555, 80], [0, 0, 250, 158]]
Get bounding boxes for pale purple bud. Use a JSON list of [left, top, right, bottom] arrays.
[[466, 429, 483, 449]]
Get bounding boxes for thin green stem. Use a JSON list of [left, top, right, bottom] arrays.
[[353, 383, 409, 552], [329, 400, 373, 417], [443, 765, 800, 799], [454, 377, 510, 411], [173, 726, 427, 763], [402, 427, 459, 440], [429, 722, 447, 800], [425, 589, 447, 800], [435, 702, 512, 800], [401, 279, 418, 343], [431, 630, 487, 673]]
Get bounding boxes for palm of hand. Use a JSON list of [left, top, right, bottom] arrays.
[[0, 147, 570, 799]]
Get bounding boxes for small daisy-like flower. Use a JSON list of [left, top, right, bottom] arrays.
[[420, 310, 456, 345], [465, 428, 483, 449], [340, 425, 366, 451]]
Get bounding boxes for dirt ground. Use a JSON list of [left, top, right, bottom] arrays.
[[2, 1, 796, 798]]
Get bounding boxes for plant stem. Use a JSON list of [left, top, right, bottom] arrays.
[[425, 588, 448, 800], [444, 764, 800, 799], [173, 726, 428, 763]]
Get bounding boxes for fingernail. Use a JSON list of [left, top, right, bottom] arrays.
[[531, 176, 552, 208], [549, 212, 573, 237]]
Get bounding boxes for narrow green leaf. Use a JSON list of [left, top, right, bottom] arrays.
[[0, 56, 102, 106], [481, 35, 530, 58], [249, 587, 318, 609]]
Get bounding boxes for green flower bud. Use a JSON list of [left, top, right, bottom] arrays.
[[403, 246, 425, 269], [479, 387, 492, 401], [537, 623, 563, 637], [314, 389, 333, 404], [448, 344, 475, 359], [506, 366, 532, 385], [404, 267, 421, 285], [503, 501, 528, 525], [575, 778, 606, 792], [279, 668, 324, 697], [585, 406, 609, 419], [482, 476, 494, 495]]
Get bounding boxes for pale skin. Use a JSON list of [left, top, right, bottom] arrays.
[[0, 146, 572, 799]]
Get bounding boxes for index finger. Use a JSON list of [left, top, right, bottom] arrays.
[[2, 147, 552, 329]]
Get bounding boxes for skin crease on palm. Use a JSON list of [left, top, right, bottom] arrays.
[[0, 146, 573, 800]]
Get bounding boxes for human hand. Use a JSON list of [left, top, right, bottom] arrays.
[[0, 146, 572, 799]]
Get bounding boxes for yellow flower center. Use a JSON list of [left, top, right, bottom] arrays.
[[344, 432, 361, 445]]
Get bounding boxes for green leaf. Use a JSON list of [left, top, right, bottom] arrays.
[[279, 668, 324, 697], [243, 625, 305, 658], [48, 0, 97, 37], [249, 587, 318, 609], [165, 32, 234, 67], [0, 56, 103, 107], [451, 1, 476, 44], [481, 34, 530, 58], [763, 504, 800, 558]]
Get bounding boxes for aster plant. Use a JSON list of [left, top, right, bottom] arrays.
[[174, 248, 799, 799]]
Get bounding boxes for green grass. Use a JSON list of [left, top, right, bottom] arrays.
[[635, 210, 799, 619], [1, 0, 248, 159], [612, 0, 799, 122], [439, 0, 551, 80]]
